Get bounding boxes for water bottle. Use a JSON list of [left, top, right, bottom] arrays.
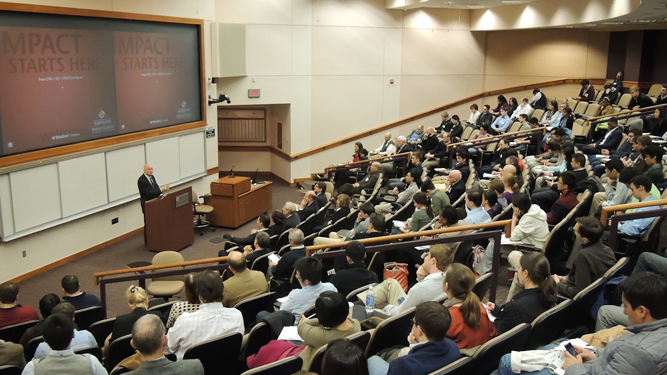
[[365, 285, 375, 314]]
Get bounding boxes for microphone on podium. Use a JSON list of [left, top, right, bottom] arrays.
[[228, 165, 235, 178]]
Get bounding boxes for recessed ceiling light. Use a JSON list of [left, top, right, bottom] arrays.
[[581, 24, 597, 27], [637, 19, 656, 22], [603, 22, 625, 25], [466, 5, 487, 9], [500, 0, 524, 4]]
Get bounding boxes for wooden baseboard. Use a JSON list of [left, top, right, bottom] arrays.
[[10, 227, 144, 284]]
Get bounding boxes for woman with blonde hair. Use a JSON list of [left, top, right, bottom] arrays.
[[443, 264, 496, 350], [103, 285, 160, 354]]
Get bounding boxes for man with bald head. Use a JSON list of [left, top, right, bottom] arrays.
[[297, 190, 319, 221], [222, 252, 267, 307], [444, 170, 466, 203], [371, 132, 395, 157], [138, 164, 170, 213], [128, 314, 204, 375], [338, 162, 381, 196]]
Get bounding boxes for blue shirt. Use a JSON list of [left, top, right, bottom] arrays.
[[491, 115, 511, 132], [388, 339, 460, 375], [34, 329, 97, 359], [618, 196, 658, 237], [464, 206, 492, 225], [280, 282, 337, 322]]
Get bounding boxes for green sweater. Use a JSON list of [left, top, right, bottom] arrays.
[[411, 208, 434, 232], [431, 189, 450, 216], [297, 318, 361, 369]]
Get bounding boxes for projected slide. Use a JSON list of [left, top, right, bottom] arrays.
[[0, 11, 202, 158]]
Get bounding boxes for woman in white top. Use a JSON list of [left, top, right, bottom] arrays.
[[542, 100, 562, 127], [467, 103, 480, 125]]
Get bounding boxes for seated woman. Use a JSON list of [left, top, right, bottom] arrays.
[[482, 191, 499, 220], [165, 273, 200, 328], [247, 291, 361, 370], [443, 264, 497, 351], [103, 285, 160, 355], [486, 252, 557, 335], [321, 339, 369, 375], [313, 194, 351, 233], [393, 192, 434, 234]]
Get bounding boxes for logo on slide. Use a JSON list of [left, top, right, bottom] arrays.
[[181, 101, 186, 108], [99, 110, 106, 119]]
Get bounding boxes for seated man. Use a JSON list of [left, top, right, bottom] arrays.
[[389, 153, 423, 190], [167, 270, 244, 360], [33, 302, 96, 359], [553, 217, 616, 298], [367, 302, 460, 375], [511, 98, 533, 121], [642, 144, 665, 184], [279, 257, 337, 322], [270, 229, 307, 279], [576, 79, 595, 101], [375, 168, 420, 213], [499, 272, 667, 375], [0, 338, 24, 368], [358, 245, 449, 316], [589, 128, 641, 178], [463, 189, 492, 225], [525, 128, 570, 170], [313, 182, 328, 208], [242, 231, 273, 265], [338, 162, 381, 196], [545, 172, 579, 225], [476, 104, 494, 128], [351, 213, 385, 240], [297, 191, 320, 221], [128, 314, 204, 375], [370, 132, 395, 157], [22, 313, 105, 375], [421, 179, 450, 216], [0, 281, 39, 329], [489, 107, 511, 135], [442, 170, 465, 203], [452, 150, 471, 184], [19, 293, 60, 347], [313, 202, 375, 245], [222, 213, 273, 249], [422, 132, 450, 173], [282, 202, 301, 229], [576, 118, 623, 155], [588, 159, 629, 216], [407, 124, 425, 147], [60, 275, 101, 311], [222, 252, 268, 307], [617, 175, 658, 237], [419, 127, 439, 154], [268, 210, 287, 235], [330, 241, 379, 297]]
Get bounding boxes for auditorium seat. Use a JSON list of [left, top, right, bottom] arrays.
[[88, 317, 116, 347], [24, 336, 43, 362], [472, 323, 531, 375], [147, 301, 177, 317], [602, 257, 629, 280], [241, 321, 272, 360], [366, 307, 415, 356], [472, 272, 494, 300], [345, 283, 378, 302], [647, 83, 663, 97], [74, 305, 105, 331], [427, 357, 475, 375], [525, 300, 575, 349], [617, 93, 632, 108], [106, 334, 134, 372], [0, 320, 38, 344], [183, 332, 243, 375], [241, 356, 303, 375], [0, 366, 22, 375], [234, 292, 278, 329], [146, 251, 185, 301], [250, 251, 274, 272]]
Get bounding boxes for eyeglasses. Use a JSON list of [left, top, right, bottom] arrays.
[[410, 318, 419, 327]]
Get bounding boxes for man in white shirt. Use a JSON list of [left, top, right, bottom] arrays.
[[279, 257, 337, 322], [167, 270, 244, 360], [464, 189, 492, 225], [358, 244, 449, 316], [371, 132, 395, 157], [510, 98, 532, 121]]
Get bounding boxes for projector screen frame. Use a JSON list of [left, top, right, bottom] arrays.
[[0, 1, 207, 169]]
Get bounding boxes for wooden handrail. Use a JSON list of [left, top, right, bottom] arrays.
[[323, 152, 411, 172], [600, 198, 667, 223], [93, 256, 228, 285], [290, 78, 604, 161], [446, 127, 546, 151], [305, 220, 512, 256], [584, 102, 667, 124]]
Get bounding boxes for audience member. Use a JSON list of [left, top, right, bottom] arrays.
[[420, 179, 450, 216], [367, 302, 460, 375], [545, 172, 579, 225], [283, 202, 301, 229], [19, 293, 60, 347], [489, 179, 508, 208], [443, 264, 496, 350], [0, 281, 39, 329], [576, 79, 595, 101], [570, 153, 588, 182], [23, 313, 106, 375], [434, 206, 469, 249], [165, 273, 200, 329], [60, 275, 101, 310], [338, 162, 381, 196], [577, 118, 623, 155], [542, 100, 562, 127], [0, 338, 24, 368], [370, 132, 395, 157], [463, 189, 491, 225], [476, 104, 494, 128], [314, 202, 375, 245], [33, 302, 96, 359], [479, 140, 513, 175], [588, 159, 628, 216], [321, 339, 369, 375], [349, 213, 385, 241], [379, 168, 420, 211], [269, 210, 287, 235], [270, 229, 307, 278], [297, 191, 320, 221], [223, 252, 267, 307], [642, 144, 665, 184], [453, 150, 471, 183], [492, 95, 508, 116], [529, 88, 547, 109], [616, 175, 659, 237], [655, 84, 667, 106], [328, 194, 352, 225], [128, 314, 204, 375], [278, 257, 337, 322], [330, 241, 379, 297], [407, 125, 425, 147], [443, 170, 466, 203], [395, 193, 434, 234], [104, 285, 160, 354], [482, 190, 499, 219], [243, 231, 273, 266], [422, 133, 449, 172], [467, 104, 481, 126], [487, 252, 557, 334], [313, 182, 328, 208], [449, 115, 464, 140], [599, 81, 619, 105], [167, 269, 244, 360], [365, 244, 448, 316], [490, 107, 511, 135], [222, 213, 273, 249], [511, 98, 533, 121], [351, 142, 365, 163], [554, 217, 616, 298], [628, 85, 654, 110], [420, 127, 439, 154]]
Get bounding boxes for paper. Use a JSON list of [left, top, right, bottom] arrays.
[[415, 245, 431, 251], [277, 326, 303, 341], [546, 126, 554, 132], [268, 254, 281, 263], [483, 304, 497, 322], [434, 168, 448, 172], [483, 173, 497, 179], [393, 220, 405, 228], [276, 296, 289, 304], [501, 237, 524, 246], [509, 142, 518, 146]]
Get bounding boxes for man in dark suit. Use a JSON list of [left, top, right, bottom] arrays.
[[313, 182, 328, 208], [577, 118, 623, 155], [242, 231, 273, 265], [270, 229, 307, 279], [282, 202, 301, 229], [452, 150, 471, 184], [338, 162, 381, 196], [444, 170, 466, 203], [476, 105, 494, 128], [297, 191, 319, 221], [330, 241, 379, 297], [129, 314, 204, 375], [137, 164, 169, 213], [222, 213, 272, 249]]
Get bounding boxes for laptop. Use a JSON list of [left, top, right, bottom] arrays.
[[251, 168, 265, 185]]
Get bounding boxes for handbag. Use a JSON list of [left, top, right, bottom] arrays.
[[383, 262, 409, 292]]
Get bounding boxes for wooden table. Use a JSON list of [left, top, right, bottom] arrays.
[[205, 176, 273, 228]]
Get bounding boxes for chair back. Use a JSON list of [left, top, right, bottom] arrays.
[[88, 317, 116, 347], [427, 357, 476, 375], [74, 346, 103, 361], [473, 323, 532, 375], [242, 321, 273, 359], [278, 244, 291, 256], [151, 251, 185, 282], [472, 272, 493, 300], [296, 213, 317, 236], [367, 252, 387, 282], [584, 103, 600, 116], [531, 109, 544, 121], [147, 301, 178, 317], [525, 299, 575, 349], [0, 320, 38, 344], [602, 257, 629, 280], [106, 334, 134, 371], [366, 307, 415, 356], [572, 277, 606, 326], [573, 101, 588, 115], [251, 251, 275, 272], [347, 330, 371, 352], [617, 93, 632, 108], [241, 356, 303, 375], [508, 122, 521, 133], [567, 99, 577, 109], [268, 234, 279, 252], [275, 230, 290, 251], [313, 202, 331, 227], [235, 292, 278, 329], [648, 83, 663, 96], [74, 306, 105, 331], [460, 126, 474, 140], [307, 343, 328, 372], [453, 239, 474, 266], [25, 336, 44, 362], [183, 332, 243, 375], [0, 366, 22, 375]]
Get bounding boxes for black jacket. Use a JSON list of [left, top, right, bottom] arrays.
[[446, 180, 466, 203], [476, 112, 493, 128], [315, 193, 328, 209], [137, 174, 162, 213], [271, 247, 307, 279], [298, 201, 319, 221], [492, 288, 550, 335], [330, 262, 379, 297], [246, 247, 272, 265], [628, 92, 654, 109], [421, 135, 439, 154], [331, 207, 351, 224], [284, 214, 301, 229]]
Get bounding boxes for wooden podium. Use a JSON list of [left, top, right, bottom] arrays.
[[145, 187, 195, 252], [206, 176, 273, 228]]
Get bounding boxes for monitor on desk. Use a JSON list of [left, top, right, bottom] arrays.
[[251, 168, 265, 185]]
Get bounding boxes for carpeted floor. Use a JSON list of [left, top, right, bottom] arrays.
[[15, 176, 510, 319]]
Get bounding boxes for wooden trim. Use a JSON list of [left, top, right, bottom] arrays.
[[323, 153, 410, 172], [447, 128, 545, 150], [600, 199, 667, 223], [291, 177, 311, 187], [206, 167, 219, 176], [94, 255, 229, 284], [216, 170, 290, 185], [218, 145, 292, 161], [306, 220, 512, 255], [10, 227, 143, 283]]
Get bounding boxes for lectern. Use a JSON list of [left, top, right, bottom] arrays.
[[144, 187, 194, 252], [206, 176, 273, 228]]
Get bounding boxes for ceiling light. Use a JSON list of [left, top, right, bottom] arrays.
[[603, 22, 625, 25], [500, 0, 524, 4], [466, 5, 487, 9], [637, 19, 656, 22], [581, 24, 597, 27]]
